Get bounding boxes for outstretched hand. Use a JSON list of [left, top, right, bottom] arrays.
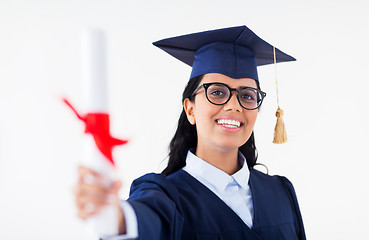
[[73, 166, 126, 234]]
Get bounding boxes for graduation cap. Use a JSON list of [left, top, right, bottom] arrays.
[[153, 25, 294, 144]]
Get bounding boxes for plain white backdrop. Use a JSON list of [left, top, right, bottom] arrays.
[[0, 0, 368, 239]]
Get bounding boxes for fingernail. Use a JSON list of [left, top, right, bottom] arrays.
[[107, 194, 116, 204], [84, 203, 95, 212], [83, 174, 95, 185]]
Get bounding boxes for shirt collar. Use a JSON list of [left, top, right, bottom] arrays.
[[183, 150, 250, 191], [232, 152, 250, 190]]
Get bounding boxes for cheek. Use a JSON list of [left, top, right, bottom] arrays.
[[194, 108, 212, 127], [242, 111, 258, 143], [193, 105, 221, 137], [244, 111, 258, 131], [193, 100, 221, 124]]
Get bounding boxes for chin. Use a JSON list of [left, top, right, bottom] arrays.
[[213, 140, 244, 153], [216, 133, 250, 148]]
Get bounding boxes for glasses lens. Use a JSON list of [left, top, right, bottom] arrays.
[[206, 84, 230, 105], [239, 88, 262, 109]]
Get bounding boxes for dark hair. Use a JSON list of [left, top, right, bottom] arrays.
[[162, 75, 259, 176]]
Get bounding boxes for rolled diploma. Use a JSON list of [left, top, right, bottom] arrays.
[[80, 29, 119, 237]]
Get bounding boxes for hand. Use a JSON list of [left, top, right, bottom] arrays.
[[73, 166, 126, 233]]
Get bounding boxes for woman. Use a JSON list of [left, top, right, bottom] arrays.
[[74, 25, 306, 240]]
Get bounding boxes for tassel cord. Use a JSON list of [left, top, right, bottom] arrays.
[[272, 47, 287, 144]]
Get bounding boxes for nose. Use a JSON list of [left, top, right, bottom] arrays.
[[223, 90, 242, 112]]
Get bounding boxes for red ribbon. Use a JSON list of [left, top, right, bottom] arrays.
[[63, 98, 128, 166]]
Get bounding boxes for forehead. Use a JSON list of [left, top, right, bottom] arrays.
[[201, 73, 258, 88]]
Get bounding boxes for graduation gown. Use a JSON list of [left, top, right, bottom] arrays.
[[127, 169, 306, 240]]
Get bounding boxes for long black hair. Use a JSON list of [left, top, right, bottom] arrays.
[[162, 75, 259, 176]]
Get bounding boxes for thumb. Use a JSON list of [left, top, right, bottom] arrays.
[[112, 180, 122, 193]]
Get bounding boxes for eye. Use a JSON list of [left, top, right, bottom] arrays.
[[241, 95, 255, 103], [207, 84, 229, 99], [210, 90, 226, 96], [240, 90, 257, 102]]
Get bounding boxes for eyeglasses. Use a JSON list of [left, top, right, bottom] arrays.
[[191, 82, 267, 110]]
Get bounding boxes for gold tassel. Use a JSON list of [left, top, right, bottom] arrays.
[[272, 46, 287, 144], [273, 107, 287, 144]]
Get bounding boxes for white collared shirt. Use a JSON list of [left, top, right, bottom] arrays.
[[109, 150, 254, 239], [183, 150, 254, 228]]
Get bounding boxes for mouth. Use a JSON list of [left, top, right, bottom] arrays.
[[216, 118, 244, 129]]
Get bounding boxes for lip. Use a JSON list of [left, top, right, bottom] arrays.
[[216, 116, 244, 124], [215, 116, 245, 132]]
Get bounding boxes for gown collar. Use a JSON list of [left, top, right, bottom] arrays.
[[183, 149, 250, 192]]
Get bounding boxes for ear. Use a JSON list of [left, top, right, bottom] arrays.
[[183, 98, 196, 125]]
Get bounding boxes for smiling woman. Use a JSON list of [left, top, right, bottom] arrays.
[[183, 74, 260, 174], [74, 25, 306, 240]]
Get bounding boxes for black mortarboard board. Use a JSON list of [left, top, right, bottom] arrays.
[[153, 25, 295, 81]]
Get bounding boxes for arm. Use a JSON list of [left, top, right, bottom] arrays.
[[278, 176, 307, 240], [100, 201, 138, 240], [74, 166, 137, 239], [127, 173, 184, 240], [74, 168, 184, 240]]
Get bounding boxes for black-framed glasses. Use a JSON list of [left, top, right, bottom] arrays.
[[191, 82, 267, 110]]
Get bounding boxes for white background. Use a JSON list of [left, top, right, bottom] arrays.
[[0, 0, 368, 239]]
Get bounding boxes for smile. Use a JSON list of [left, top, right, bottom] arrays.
[[216, 119, 242, 128]]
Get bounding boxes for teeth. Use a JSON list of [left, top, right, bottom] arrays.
[[223, 124, 238, 128], [217, 119, 241, 127]]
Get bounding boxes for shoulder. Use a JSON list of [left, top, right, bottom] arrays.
[[130, 172, 168, 190], [129, 171, 187, 201], [250, 168, 294, 186], [127, 172, 186, 239], [130, 170, 186, 189], [249, 168, 299, 202], [250, 170, 306, 239], [130, 172, 174, 195]]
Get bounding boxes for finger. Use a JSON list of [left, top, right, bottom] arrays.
[[73, 177, 120, 213], [83, 173, 96, 185], [75, 187, 115, 206], [75, 198, 106, 220], [78, 165, 100, 177], [84, 203, 97, 213], [79, 179, 122, 197], [77, 203, 104, 220], [77, 166, 106, 186], [81, 181, 112, 195], [111, 180, 122, 193], [74, 174, 113, 201], [76, 195, 119, 220], [75, 184, 119, 206]]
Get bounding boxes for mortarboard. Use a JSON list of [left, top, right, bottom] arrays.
[[153, 25, 295, 82], [153, 25, 295, 144]]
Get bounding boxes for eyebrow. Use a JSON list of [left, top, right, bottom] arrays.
[[225, 84, 257, 89], [204, 82, 258, 89], [238, 85, 257, 89]]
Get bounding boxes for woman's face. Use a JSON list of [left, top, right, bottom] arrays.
[[184, 73, 259, 153]]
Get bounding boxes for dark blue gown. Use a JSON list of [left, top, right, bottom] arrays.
[[127, 169, 306, 240]]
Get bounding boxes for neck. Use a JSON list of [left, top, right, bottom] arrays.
[[195, 146, 241, 175]]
